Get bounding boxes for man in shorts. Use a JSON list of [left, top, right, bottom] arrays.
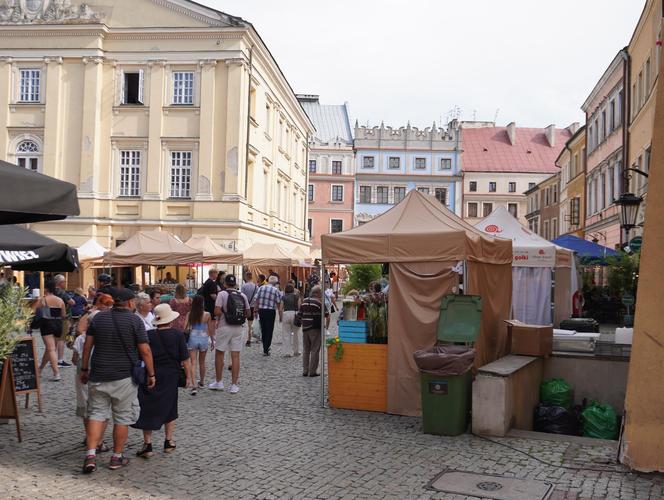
[[210, 274, 250, 394], [80, 288, 155, 473]]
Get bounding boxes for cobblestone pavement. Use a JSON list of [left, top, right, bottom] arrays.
[[1, 322, 663, 499]]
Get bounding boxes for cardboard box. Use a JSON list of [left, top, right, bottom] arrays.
[[505, 320, 553, 357]]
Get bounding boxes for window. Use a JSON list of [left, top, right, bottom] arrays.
[[508, 182, 516, 193], [307, 218, 313, 240], [570, 197, 580, 226], [489, 181, 497, 193], [417, 187, 430, 194], [265, 102, 272, 135], [172, 71, 194, 105], [646, 58, 651, 94], [308, 184, 314, 202], [552, 218, 558, 238], [170, 151, 192, 198], [467, 202, 478, 218], [388, 157, 400, 169], [508, 203, 518, 218], [119, 150, 141, 197], [552, 185, 558, 203], [415, 157, 426, 169], [394, 186, 406, 204], [362, 156, 374, 168], [638, 71, 643, 107], [469, 181, 477, 192], [331, 185, 343, 202], [434, 187, 447, 205], [249, 86, 256, 119], [600, 173, 606, 210], [122, 70, 144, 105], [608, 166, 615, 202], [359, 185, 372, 204], [332, 161, 342, 175], [308, 160, 316, 173], [617, 92, 623, 126], [543, 220, 550, 240], [482, 202, 493, 217], [19, 69, 40, 102], [528, 182, 536, 190], [330, 219, 343, 233], [601, 110, 607, 141], [631, 83, 637, 119], [376, 186, 389, 204], [439, 158, 452, 170], [16, 140, 40, 171], [609, 100, 616, 131]]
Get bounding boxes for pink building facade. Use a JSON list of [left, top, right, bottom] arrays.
[[582, 50, 627, 250], [298, 95, 354, 247]]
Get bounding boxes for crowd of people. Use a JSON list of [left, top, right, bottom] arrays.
[[30, 268, 333, 474]]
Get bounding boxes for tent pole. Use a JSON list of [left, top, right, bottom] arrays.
[[320, 262, 326, 408]]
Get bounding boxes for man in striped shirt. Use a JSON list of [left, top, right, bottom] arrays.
[[253, 275, 283, 356], [298, 285, 330, 377]]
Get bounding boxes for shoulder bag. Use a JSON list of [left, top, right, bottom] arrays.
[[110, 310, 147, 386]]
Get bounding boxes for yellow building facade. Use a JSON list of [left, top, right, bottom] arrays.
[[627, 0, 661, 233], [0, 0, 314, 254], [557, 126, 586, 238]]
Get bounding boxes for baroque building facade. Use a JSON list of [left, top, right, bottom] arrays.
[[557, 126, 586, 238], [353, 121, 461, 224], [0, 0, 314, 253], [297, 95, 354, 247]]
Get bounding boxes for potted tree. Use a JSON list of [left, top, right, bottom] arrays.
[[607, 253, 639, 327]]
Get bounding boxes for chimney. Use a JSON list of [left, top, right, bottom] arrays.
[[544, 124, 556, 147], [567, 122, 580, 135], [506, 122, 516, 145]]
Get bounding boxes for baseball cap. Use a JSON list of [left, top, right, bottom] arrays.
[[224, 274, 237, 287], [114, 288, 136, 303], [98, 273, 112, 283]]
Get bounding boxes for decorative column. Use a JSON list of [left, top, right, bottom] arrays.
[[78, 57, 104, 197], [0, 57, 12, 160], [145, 60, 166, 200], [196, 59, 216, 201], [42, 56, 63, 179], [223, 58, 247, 200]]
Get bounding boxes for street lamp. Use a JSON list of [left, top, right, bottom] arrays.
[[616, 192, 643, 231]]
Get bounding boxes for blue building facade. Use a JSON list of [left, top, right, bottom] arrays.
[[353, 122, 462, 224]]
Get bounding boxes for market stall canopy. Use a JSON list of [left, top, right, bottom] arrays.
[[77, 238, 107, 261], [322, 190, 512, 265], [0, 161, 79, 224], [185, 235, 242, 264], [104, 230, 203, 266], [476, 206, 572, 268], [241, 242, 299, 267], [552, 235, 619, 264], [0, 225, 78, 272]]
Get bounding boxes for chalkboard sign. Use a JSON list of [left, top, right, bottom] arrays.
[[10, 338, 38, 392]]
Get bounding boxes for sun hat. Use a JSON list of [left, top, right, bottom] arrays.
[[153, 303, 180, 326]]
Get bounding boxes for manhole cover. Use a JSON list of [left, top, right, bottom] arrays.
[[428, 471, 553, 500]]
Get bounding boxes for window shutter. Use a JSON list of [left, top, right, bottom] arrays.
[[120, 71, 126, 104], [138, 69, 144, 104]]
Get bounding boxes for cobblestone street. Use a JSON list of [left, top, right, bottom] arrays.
[[0, 326, 662, 499]]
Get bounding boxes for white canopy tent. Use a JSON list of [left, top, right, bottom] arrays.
[[77, 238, 107, 262], [476, 207, 574, 325]]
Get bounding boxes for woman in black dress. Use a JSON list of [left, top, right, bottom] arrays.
[[133, 303, 191, 457]]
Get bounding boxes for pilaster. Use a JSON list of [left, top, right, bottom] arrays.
[[145, 60, 166, 199], [196, 59, 216, 201], [78, 57, 104, 197], [0, 57, 11, 160], [222, 58, 247, 199], [42, 56, 63, 178]]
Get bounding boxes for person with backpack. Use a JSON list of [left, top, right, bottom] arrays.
[[240, 272, 259, 347], [210, 274, 250, 394]]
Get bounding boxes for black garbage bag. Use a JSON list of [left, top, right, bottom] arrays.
[[533, 403, 580, 435], [413, 344, 475, 376]]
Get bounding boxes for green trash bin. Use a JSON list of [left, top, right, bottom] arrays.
[[415, 294, 483, 436]]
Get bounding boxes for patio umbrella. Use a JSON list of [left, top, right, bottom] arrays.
[[0, 161, 80, 224], [0, 225, 79, 272], [552, 235, 619, 265]]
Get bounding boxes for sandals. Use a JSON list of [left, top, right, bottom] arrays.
[[164, 439, 176, 453], [136, 442, 153, 459]]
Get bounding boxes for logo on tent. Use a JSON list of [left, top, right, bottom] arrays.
[[484, 224, 502, 233], [538, 249, 545, 255]]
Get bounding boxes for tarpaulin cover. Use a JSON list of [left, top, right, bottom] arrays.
[[0, 161, 80, 224], [104, 230, 202, 265], [241, 242, 299, 267], [185, 235, 242, 264], [413, 345, 475, 376]]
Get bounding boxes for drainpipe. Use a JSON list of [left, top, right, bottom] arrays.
[[304, 133, 310, 242], [621, 48, 630, 195], [244, 45, 254, 200]]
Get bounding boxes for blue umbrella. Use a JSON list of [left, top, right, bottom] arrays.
[[552, 235, 619, 264]]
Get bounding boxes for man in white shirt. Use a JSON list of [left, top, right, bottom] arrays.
[[210, 274, 250, 394]]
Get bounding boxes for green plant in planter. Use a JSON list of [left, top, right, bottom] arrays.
[[366, 302, 387, 343], [326, 336, 344, 361], [607, 252, 639, 297], [0, 286, 33, 361]]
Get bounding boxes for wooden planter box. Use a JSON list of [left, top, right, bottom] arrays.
[[328, 343, 387, 412]]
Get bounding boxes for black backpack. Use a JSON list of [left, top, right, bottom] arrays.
[[223, 290, 246, 325]]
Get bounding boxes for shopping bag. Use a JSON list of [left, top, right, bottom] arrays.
[[253, 319, 261, 340]]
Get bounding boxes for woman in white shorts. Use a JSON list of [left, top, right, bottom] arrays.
[[185, 295, 213, 395]]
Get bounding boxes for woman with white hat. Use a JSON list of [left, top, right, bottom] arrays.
[[132, 303, 191, 458]]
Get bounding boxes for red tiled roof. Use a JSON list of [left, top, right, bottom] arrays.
[[461, 126, 571, 173]]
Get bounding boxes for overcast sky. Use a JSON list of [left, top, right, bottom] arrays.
[[217, 0, 644, 129]]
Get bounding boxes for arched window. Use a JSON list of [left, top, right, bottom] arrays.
[[16, 140, 40, 171]]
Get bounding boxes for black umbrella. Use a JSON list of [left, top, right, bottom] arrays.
[[0, 225, 78, 272], [0, 161, 80, 224]]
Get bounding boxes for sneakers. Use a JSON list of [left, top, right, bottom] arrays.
[[82, 455, 97, 474], [136, 443, 153, 459], [229, 384, 240, 394], [190, 387, 198, 396], [58, 360, 72, 368], [208, 380, 224, 391], [197, 381, 205, 389], [108, 454, 129, 470], [51, 374, 62, 382]]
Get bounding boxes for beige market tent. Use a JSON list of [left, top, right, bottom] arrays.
[[185, 235, 242, 264], [104, 230, 203, 266], [322, 190, 513, 417], [241, 242, 299, 267]]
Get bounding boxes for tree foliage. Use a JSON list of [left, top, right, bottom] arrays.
[[342, 264, 382, 294]]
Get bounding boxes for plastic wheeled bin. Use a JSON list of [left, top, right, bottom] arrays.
[[414, 294, 483, 436]]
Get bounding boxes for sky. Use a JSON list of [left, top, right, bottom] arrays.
[[215, 0, 645, 129]]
